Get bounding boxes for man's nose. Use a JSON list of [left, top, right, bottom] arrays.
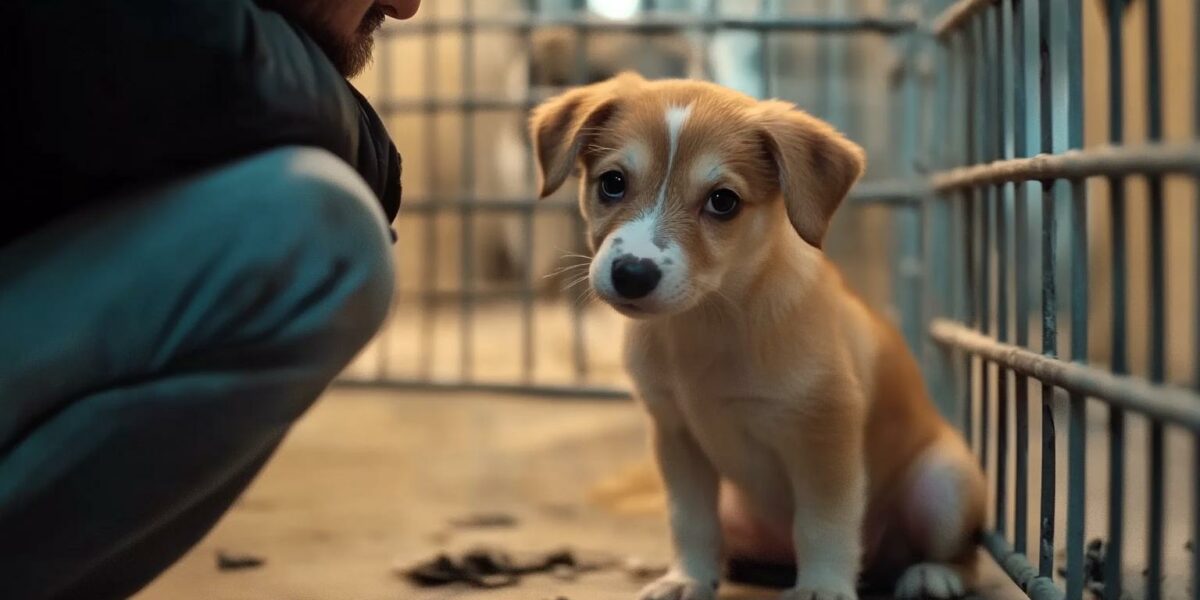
[[378, 0, 420, 20]]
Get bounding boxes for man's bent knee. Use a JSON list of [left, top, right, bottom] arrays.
[[205, 146, 395, 378], [271, 147, 394, 362]]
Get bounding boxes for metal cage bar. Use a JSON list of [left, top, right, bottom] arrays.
[[1143, 2, 1166, 599], [1103, 2, 1128, 597], [520, 0, 539, 384], [459, 0, 477, 381], [568, 0, 591, 383], [1061, 0, 1086, 595], [1194, 6, 1200, 599], [1010, 0, 1031, 558], [418, 1, 440, 381], [379, 14, 919, 35]]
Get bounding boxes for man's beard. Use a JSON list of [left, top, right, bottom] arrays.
[[266, 3, 386, 78], [319, 5, 385, 77]]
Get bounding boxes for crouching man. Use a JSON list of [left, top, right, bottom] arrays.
[[1, 1, 419, 597]]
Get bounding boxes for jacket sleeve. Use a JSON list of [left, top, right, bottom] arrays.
[[7, 0, 401, 240]]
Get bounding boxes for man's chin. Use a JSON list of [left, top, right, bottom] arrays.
[[316, 6, 385, 78], [339, 7, 386, 77], [337, 36, 376, 78]]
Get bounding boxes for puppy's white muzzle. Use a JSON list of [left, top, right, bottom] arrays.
[[590, 213, 689, 317]]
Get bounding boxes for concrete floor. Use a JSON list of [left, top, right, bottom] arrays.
[[135, 388, 1028, 600]]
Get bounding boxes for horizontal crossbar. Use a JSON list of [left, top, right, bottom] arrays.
[[848, 179, 926, 205], [928, 142, 1200, 191], [381, 14, 918, 36], [930, 319, 1200, 430]]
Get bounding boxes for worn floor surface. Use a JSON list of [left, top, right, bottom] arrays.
[[136, 388, 1027, 600]]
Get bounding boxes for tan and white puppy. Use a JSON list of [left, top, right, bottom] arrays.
[[530, 73, 986, 600]]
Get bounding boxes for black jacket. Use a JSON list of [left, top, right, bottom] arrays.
[[5, 0, 401, 247]]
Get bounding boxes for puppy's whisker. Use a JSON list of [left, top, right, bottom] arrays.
[[574, 290, 599, 310], [562, 275, 592, 292], [568, 286, 598, 309], [543, 262, 590, 279]]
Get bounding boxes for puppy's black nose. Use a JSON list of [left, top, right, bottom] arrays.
[[611, 255, 661, 299]]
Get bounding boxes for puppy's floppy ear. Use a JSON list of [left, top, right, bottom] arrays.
[[754, 100, 866, 248], [529, 72, 641, 198]]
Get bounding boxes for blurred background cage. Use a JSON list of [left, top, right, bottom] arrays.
[[339, 0, 1199, 599]]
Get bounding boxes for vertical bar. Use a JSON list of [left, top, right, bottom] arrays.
[[895, 23, 923, 354], [759, 0, 775, 99], [1037, 0, 1056, 578], [926, 17, 957, 422], [1063, 0, 1086, 597], [374, 26, 394, 382], [894, 206, 923, 354], [975, 14, 992, 477], [980, 186, 991, 472], [569, 0, 590, 381], [459, 0, 476, 381], [1012, 0, 1031, 557], [995, 0, 1014, 539], [964, 187, 977, 448], [701, 0, 718, 80], [926, 201, 956, 418], [520, 0, 539, 383], [1065, 178, 1087, 600], [1104, 0, 1127, 595], [825, 0, 848, 131], [1014, 193, 1031, 552], [962, 22, 979, 451], [419, 1, 440, 380], [1193, 6, 1200, 599], [1038, 186, 1058, 579], [1143, 2, 1165, 598]]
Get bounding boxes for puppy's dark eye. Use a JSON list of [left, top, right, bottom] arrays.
[[598, 171, 626, 203], [704, 189, 740, 220]]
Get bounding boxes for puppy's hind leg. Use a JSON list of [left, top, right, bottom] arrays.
[[893, 431, 986, 600]]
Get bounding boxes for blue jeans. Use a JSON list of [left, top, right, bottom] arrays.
[[0, 147, 395, 599]]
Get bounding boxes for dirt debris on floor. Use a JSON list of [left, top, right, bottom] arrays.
[[399, 546, 619, 589], [215, 550, 266, 572], [448, 512, 520, 529]]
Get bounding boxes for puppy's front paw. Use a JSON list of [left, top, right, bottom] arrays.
[[781, 587, 857, 600], [894, 563, 965, 600], [636, 572, 718, 600], [782, 570, 858, 600]]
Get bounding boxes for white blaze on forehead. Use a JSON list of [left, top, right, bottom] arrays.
[[654, 103, 694, 212], [665, 104, 693, 167]]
